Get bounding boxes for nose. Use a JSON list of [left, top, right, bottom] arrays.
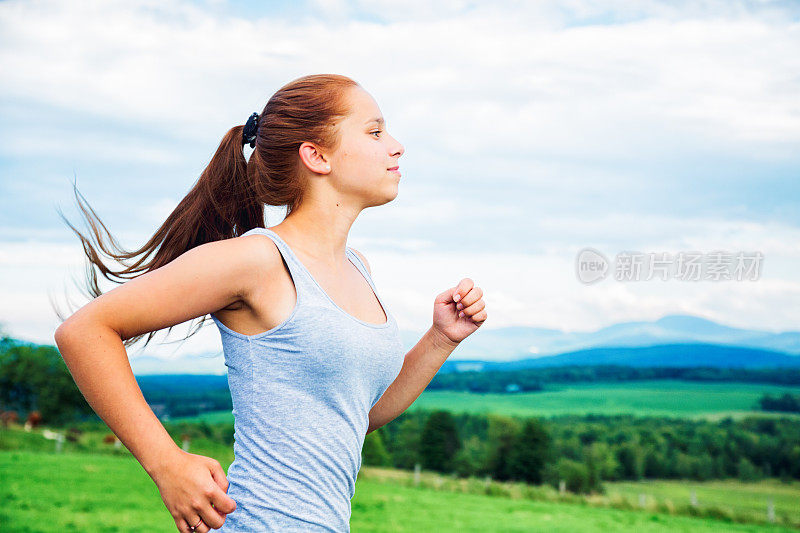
[[391, 137, 404, 158]]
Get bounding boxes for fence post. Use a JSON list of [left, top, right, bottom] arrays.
[[690, 489, 697, 507], [639, 493, 646, 508], [767, 498, 775, 523], [559, 479, 565, 495], [414, 463, 421, 487]]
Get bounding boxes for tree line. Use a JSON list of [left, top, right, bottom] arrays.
[[429, 365, 800, 393], [759, 392, 800, 413], [363, 410, 800, 494]]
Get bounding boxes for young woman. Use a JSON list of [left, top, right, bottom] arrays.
[[54, 73, 487, 532]]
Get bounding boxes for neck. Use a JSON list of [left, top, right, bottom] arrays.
[[271, 196, 362, 268]]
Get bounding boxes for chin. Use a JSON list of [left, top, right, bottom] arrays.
[[368, 187, 399, 207], [386, 182, 400, 201]]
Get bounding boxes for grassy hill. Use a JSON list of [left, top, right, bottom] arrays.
[[3, 450, 799, 532], [408, 380, 800, 419]]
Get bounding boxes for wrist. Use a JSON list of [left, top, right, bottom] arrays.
[[427, 325, 459, 352], [142, 439, 182, 483]]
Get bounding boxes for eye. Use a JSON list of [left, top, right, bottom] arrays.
[[370, 130, 382, 137]]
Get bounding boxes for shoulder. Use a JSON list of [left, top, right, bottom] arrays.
[[222, 231, 287, 296], [237, 231, 284, 269], [184, 232, 281, 281], [349, 247, 371, 275]]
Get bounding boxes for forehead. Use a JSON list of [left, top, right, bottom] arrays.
[[346, 87, 383, 124]]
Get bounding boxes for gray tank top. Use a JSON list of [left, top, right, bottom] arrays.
[[208, 227, 405, 532]]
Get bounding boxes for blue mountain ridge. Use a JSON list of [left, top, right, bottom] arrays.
[[438, 342, 800, 374]]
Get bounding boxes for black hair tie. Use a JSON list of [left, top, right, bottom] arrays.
[[242, 112, 259, 148]]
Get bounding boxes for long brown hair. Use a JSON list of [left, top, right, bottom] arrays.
[[54, 73, 360, 349]]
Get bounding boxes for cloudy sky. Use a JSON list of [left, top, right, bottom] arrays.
[[1, 0, 798, 362]]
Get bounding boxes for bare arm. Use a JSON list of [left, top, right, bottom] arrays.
[[54, 322, 180, 478], [367, 326, 458, 433], [54, 234, 279, 529]]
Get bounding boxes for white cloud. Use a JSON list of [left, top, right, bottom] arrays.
[[1, 0, 798, 160]]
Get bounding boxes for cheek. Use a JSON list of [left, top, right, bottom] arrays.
[[342, 146, 381, 170]]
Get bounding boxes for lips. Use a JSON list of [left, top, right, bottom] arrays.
[[388, 166, 399, 171]]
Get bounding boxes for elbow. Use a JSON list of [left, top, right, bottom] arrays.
[[54, 323, 75, 354], [54, 318, 90, 354], [366, 415, 377, 435], [366, 417, 383, 435], [54, 323, 69, 346]]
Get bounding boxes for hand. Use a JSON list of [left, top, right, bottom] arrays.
[[150, 449, 237, 532], [432, 278, 487, 346]]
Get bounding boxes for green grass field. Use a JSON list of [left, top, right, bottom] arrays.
[[174, 380, 800, 424], [7, 380, 800, 530], [607, 478, 800, 525], [409, 380, 800, 420], [3, 450, 798, 532]]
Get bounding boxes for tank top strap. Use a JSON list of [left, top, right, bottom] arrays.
[[345, 247, 378, 293], [240, 227, 321, 302]]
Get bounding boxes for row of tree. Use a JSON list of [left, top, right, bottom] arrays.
[[759, 393, 800, 413], [363, 410, 800, 494], [429, 365, 800, 392]]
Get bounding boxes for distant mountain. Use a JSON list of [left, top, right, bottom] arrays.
[[416, 314, 800, 361], [439, 343, 800, 374]]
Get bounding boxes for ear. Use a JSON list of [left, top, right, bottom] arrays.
[[298, 142, 330, 174], [350, 248, 371, 276]]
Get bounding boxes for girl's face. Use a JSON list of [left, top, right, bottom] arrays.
[[324, 86, 405, 206]]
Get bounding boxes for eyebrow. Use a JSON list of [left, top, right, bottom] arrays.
[[365, 117, 385, 125]]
